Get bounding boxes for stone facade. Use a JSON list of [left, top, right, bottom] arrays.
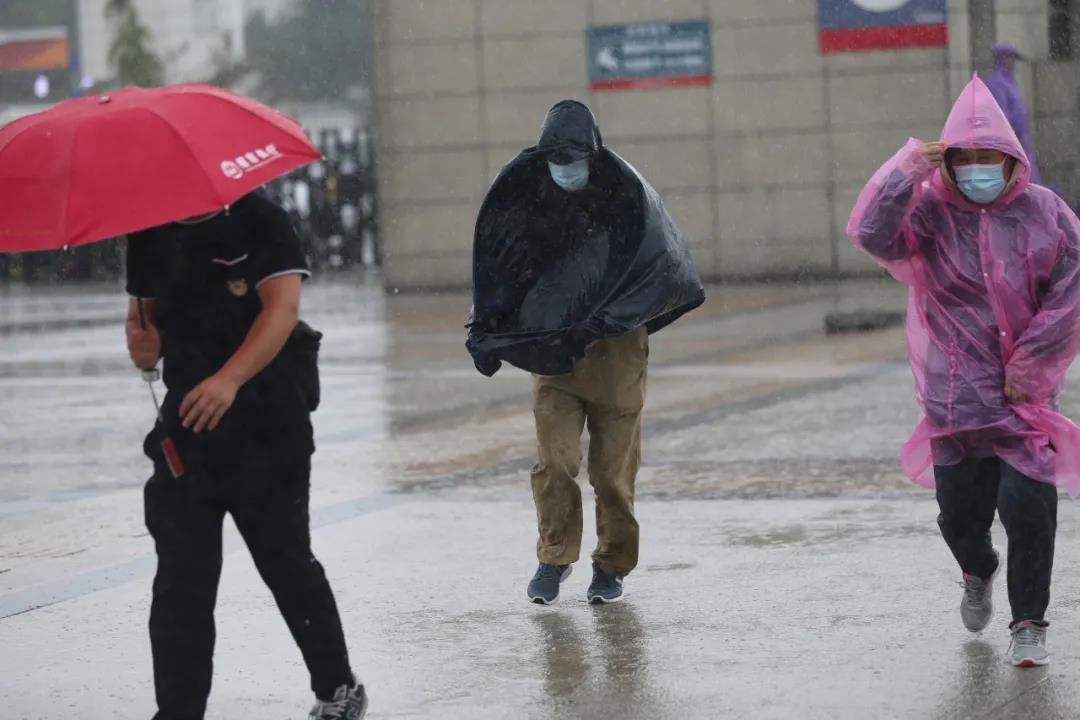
[[371, 0, 1078, 289]]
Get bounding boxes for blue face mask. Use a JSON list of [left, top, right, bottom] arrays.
[[548, 159, 589, 192], [955, 162, 1008, 205]]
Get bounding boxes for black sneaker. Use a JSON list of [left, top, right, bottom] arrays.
[[527, 563, 572, 604], [587, 564, 624, 604], [309, 679, 368, 720]]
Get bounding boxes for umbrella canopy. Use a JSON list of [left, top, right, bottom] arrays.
[[0, 83, 320, 252]]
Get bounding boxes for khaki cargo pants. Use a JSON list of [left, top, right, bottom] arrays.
[[531, 326, 648, 577]]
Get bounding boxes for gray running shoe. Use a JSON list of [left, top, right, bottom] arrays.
[[587, 564, 624, 604], [960, 547, 1001, 632], [309, 680, 368, 720], [528, 563, 573, 605], [1010, 621, 1050, 668]]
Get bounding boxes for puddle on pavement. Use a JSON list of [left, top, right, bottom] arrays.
[[726, 520, 935, 548]]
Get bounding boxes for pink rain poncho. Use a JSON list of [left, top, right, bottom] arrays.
[[848, 75, 1080, 496]]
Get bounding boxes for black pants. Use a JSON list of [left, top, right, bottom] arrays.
[[935, 458, 1058, 625], [145, 447, 352, 720]]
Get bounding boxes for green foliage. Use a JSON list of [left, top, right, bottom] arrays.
[[105, 0, 164, 87]]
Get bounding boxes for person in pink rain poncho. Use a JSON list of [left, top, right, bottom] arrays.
[[848, 75, 1080, 668]]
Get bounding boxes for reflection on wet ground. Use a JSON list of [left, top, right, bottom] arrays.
[[3, 278, 1080, 718]]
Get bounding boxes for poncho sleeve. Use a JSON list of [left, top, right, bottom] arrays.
[[847, 139, 935, 284], [1005, 199, 1080, 400]]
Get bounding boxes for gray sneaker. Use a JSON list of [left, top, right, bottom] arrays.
[[1010, 621, 1050, 667], [960, 547, 1001, 632], [309, 680, 368, 720], [586, 564, 625, 604], [527, 563, 573, 605]]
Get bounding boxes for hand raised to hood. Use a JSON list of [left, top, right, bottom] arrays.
[[918, 142, 946, 169]]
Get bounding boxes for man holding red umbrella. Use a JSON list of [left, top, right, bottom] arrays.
[[127, 191, 367, 720], [0, 85, 368, 720]]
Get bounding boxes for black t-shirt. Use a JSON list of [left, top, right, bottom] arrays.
[[126, 191, 320, 461]]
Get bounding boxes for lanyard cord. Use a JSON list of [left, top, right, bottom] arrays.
[[137, 298, 164, 421]]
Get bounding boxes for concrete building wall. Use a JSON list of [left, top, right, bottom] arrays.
[[372, 0, 1080, 289]]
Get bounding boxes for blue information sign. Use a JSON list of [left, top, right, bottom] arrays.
[[587, 20, 711, 91]]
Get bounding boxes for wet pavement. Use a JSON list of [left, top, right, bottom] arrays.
[[2, 278, 1080, 719]]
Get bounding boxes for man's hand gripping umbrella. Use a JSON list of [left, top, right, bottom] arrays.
[[128, 297, 185, 478]]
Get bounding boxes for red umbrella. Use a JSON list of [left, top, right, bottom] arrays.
[[0, 83, 320, 252]]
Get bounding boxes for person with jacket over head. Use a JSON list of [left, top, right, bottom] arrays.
[[468, 100, 704, 606]]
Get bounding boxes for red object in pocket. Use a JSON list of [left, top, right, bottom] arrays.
[[161, 436, 185, 479]]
